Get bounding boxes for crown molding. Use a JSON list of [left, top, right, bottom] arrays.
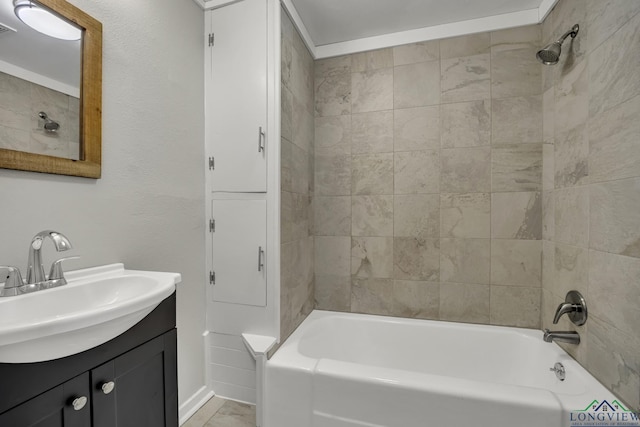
[[280, 0, 316, 58], [192, 0, 246, 10], [314, 8, 540, 59], [538, 0, 559, 21]]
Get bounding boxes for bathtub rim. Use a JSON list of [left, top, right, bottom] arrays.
[[267, 309, 618, 404]]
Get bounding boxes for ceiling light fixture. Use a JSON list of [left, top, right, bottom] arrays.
[[13, 0, 81, 41]]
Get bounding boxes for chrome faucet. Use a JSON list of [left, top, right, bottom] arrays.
[[543, 290, 588, 345], [26, 230, 72, 285], [1, 231, 76, 297], [543, 329, 580, 344]]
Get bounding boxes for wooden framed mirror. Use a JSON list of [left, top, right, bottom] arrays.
[[0, 0, 102, 178]]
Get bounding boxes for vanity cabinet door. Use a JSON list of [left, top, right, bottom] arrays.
[[207, 0, 268, 192], [0, 372, 91, 427], [91, 330, 178, 427]]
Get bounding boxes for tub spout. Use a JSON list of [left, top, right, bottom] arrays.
[[543, 329, 580, 344]]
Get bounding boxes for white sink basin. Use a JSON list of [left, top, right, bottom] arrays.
[[0, 263, 180, 363]]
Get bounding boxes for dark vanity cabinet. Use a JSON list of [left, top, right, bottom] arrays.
[[91, 331, 177, 427], [0, 372, 92, 427], [0, 294, 178, 427]]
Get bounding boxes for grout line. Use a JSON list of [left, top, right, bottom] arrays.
[[488, 39, 493, 322]]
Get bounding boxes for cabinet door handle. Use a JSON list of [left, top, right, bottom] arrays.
[[258, 246, 264, 271], [71, 396, 88, 411], [101, 381, 115, 395], [258, 126, 265, 153]]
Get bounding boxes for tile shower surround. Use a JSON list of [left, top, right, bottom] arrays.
[[313, 25, 544, 329], [277, 0, 640, 410], [540, 0, 640, 410], [280, 8, 315, 342], [0, 71, 80, 160]]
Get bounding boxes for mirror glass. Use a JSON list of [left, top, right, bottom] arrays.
[[0, 0, 82, 160]]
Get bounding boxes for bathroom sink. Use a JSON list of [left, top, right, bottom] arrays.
[[0, 263, 180, 363]]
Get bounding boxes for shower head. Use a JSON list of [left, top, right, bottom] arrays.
[[38, 111, 60, 132], [536, 41, 562, 64], [537, 24, 579, 65]]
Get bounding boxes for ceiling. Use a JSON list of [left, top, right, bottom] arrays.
[[0, 0, 81, 93], [290, 0, 546, 46]]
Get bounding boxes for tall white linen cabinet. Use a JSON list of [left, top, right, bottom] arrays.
[[204, 0, 281, 404]]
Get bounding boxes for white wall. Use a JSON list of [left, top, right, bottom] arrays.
[[0, 0, 206, 409]]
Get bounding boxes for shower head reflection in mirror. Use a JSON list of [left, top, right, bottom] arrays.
[[38, 111, 60, 133]]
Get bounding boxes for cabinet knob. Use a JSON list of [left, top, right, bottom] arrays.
[[71, 396, 88, 411], [101, 381, 115, 395]]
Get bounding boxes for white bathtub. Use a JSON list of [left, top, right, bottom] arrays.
[[265, 310, 618, 427]]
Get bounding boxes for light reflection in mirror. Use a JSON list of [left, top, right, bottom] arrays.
[[13, 0, 82, 41]]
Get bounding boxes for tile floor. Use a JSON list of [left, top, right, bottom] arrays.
[[183, 397, 256, 427]]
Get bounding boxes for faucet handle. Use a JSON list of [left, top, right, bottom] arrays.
[[552, 302, 579, 324], [48, 256, 80, 282], [0, 266, 25, 297], [553, 290, 588, 326]]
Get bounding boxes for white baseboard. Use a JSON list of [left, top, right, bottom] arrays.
[[179, 386, 215, 426], [212, 381, 256, 404]]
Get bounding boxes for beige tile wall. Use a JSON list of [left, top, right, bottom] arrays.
[[0, 71, 80, 160], [313, 26, 544, 328], [280, 9, 315, 341], [290, 0, 640, 409], [541, 0, 640, 410]]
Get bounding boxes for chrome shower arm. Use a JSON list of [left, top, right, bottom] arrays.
[[556, 24, 579, 44]]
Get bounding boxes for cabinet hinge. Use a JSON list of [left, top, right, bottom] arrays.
[[208, 33, 214, 47], [209, 219, 215, 232], [208, 156, 215, 170], [209, 271, 215, 285]]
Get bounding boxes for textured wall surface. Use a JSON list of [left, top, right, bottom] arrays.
[[541, 0, 640, 410], [0, 0, 206, 406], [313, 25, 544, 328], [0, 71, 79, 160], [280, 8, 315, 341]]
